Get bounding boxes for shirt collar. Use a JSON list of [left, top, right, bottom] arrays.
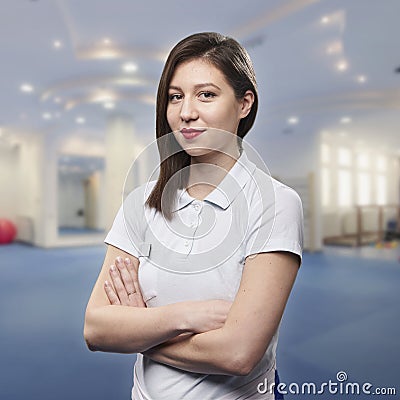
[[172, 150, 257, 212]]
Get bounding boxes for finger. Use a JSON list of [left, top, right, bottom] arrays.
[[104, 280, 121, 305], [124, 257, 139, 284], [125, 259, 146, 306], [124, 258, 140, 292], [122, 257, 146, 307], [115, 257, 136, 296], [109, 265, 129, 304]]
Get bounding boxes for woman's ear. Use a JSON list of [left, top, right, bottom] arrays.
[[239, 90, 255, 119]]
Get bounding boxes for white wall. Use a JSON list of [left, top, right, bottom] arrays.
[[58, 173, 86, 228], [0, 144, 19, 222]]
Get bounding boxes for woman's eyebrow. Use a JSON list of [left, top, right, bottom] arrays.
[[193, 83, 221, 91], [168, 83, 221, 91]]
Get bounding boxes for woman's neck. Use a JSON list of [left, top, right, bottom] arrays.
[[186, 148, 241, 200]]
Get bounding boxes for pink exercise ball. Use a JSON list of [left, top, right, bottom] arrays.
[[0, 219, 17, 244]]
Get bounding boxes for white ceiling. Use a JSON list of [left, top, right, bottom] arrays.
[[1, 0, 400, 157]]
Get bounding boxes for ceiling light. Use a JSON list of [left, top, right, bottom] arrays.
[[103, 102, 115, 109], [76, 117, 85, 124], [103, 38, 112, 45], [122, 62, 138, 73], [356, 75, 367, 83], [340, 117, 352, 124], [42, 112, 52, 120], [97, 49, 118, 59], [53, 40, 62, 49], [336, 61, 348, 71], [54, 97, 62, 104], [321, 16, 330, 24], [326, 41, 342, 55], [20, 83, 34, 93], [287, 116, 299, 125], [92, 91, 115, 103]]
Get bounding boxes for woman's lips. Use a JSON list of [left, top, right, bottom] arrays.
[[180, 128, 206, 140]]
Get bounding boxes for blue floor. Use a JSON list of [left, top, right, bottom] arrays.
[[0, 243, 399, 399]]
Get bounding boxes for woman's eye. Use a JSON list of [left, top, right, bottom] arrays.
[[199, 91, 216, 100], [168, 94, 182, 102]]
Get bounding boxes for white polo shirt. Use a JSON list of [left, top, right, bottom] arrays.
[[105, 150, 303, 400]]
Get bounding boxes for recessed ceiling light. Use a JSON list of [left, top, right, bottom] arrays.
[[54, 97, 62, 104], [321, 16, 330, 24], [103, 102, 115, 109], [53, 40, 62, 49], [20, 83, 34, 93], [326, 41, 342, 55], [122, 62, 138, 73], [42, 112, 52, 120], [103, 38, 112, 45], [356, 75, 367, 83], [287, 116, 299, 125], [76, 117, 85, 124], [340, 117, 352, 124], [336, 60, 348, 71]]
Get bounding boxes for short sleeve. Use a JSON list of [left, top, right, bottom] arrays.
[[104, 184, 150, 258], [244, 179, 304, 262]]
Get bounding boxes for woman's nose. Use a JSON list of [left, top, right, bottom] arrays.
[[180, 98, 199, 122]]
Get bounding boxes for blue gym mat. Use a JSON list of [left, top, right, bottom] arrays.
[[0, 243, 399, 399]]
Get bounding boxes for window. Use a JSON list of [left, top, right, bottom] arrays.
[[357, 153, 369, 170], [376, 175, 387, 205], [377, 156, 386, 172], [322, 168, 330, 207], [338, 169, 352, 207], [321, 144, 330, 164], [338, 147, 351, 167], [357, 172, 370, 205]]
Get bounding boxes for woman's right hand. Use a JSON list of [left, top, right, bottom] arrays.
[[104, 256, 146, 308], [182, 299, 232, 333]]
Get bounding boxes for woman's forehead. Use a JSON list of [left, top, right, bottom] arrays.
[[169, 58, 228, 86]]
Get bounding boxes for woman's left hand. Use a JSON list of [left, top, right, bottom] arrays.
[[104, 256, 146, 308]]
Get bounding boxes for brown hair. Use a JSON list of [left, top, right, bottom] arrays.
[[146, 32, 258, 219]]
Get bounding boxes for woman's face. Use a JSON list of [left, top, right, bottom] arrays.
[[167, 58, 253, 158]]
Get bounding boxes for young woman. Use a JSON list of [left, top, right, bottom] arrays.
[[84, 32, 303, 400]]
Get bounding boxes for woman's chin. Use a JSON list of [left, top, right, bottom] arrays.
[[182, 146, 211, 157]]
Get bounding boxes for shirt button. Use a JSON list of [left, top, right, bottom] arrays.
[[193, 204, 200, 211], [184, 240, 190, 247]]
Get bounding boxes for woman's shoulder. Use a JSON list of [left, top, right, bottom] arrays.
[[271, 177, 302, 201], [249, 168, 303, 214]]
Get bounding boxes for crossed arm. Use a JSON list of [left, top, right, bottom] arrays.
[[84, 244, 299, 376]]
